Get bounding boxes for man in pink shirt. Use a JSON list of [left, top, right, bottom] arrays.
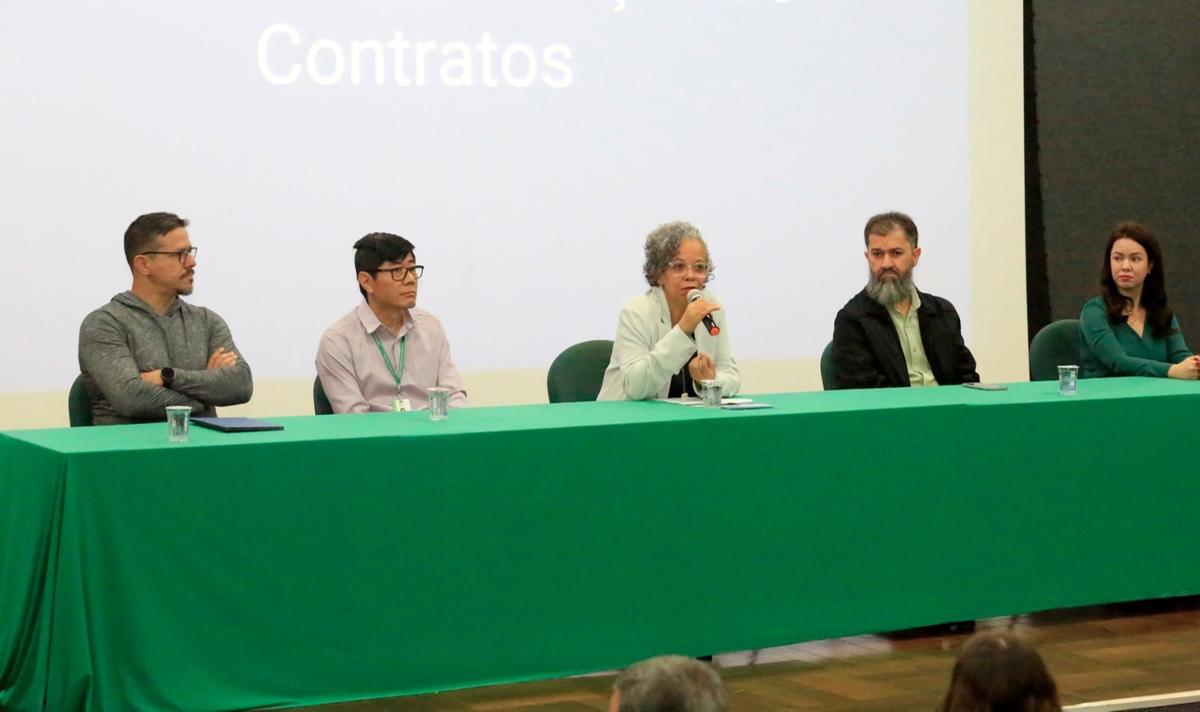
[[316, 232, 468, 413]]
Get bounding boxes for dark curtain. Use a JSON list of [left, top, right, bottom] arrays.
[[1025, 0, 1200, 345], [1023, 0, 1051, 342]]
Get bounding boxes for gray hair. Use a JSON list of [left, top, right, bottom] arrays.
[[642, 221, 713, 287], [864, 211, 918, 248], [865, 264, 917, 307], [614, 655, 728, 712]]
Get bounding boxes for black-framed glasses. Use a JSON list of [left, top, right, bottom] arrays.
[[141, 247, 198, 263], [373, 265, 424, 281]]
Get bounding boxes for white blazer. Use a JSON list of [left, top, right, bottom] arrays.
[[597, 286, 740, 400]]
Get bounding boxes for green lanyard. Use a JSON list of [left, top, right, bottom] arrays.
[[372, 332, 407, 394]]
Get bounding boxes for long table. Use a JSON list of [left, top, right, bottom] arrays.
[[3, 378, 1199, 711]]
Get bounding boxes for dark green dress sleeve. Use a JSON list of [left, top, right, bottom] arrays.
[[1166, 316, 1193, 363], [1078, 299, 1170, 377]]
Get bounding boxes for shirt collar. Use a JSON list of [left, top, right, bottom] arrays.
[[885, 287, 922, 319], [356, 301, 414, 338], [121, 290, 182, 316]]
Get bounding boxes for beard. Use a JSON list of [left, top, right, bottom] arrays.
[[864, 268, 915, 307]]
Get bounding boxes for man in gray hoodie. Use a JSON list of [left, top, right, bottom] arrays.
[[78, 212, 253, 424]]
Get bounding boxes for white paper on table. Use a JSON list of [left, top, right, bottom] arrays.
[[656, 397, 754, 406]]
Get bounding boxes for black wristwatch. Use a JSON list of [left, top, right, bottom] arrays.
[[161, 367, 175, 388]]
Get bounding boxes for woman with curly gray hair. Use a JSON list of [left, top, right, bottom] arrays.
[[597, 221, 740, 400]]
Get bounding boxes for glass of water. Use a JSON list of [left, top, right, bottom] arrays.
[[427, 387, 451, 421], [1057, 365, 1079, 396], [166, 406, 191, 442]]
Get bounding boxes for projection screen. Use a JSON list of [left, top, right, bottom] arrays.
[[0, 0, 1026, 421]]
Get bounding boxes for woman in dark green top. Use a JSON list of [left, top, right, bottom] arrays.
[[1079, 222, 1199, 378]]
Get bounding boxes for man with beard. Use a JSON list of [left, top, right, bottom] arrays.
[[830, 212, 979, 389], [78, 212, 253, 424]]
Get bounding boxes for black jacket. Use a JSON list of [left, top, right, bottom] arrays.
[[831, 288, 979, 389]]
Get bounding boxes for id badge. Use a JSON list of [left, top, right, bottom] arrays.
[[392, 398, 412, 412]]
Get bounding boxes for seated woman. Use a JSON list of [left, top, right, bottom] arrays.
[[1079, 222, 1199, 379], [598, 221, 740, 400], [939, 632, 1060, 712]]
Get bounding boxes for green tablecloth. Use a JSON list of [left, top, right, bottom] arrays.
[[2, 378, 1198, 711]]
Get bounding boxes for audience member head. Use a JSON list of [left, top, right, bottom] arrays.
[[863, 211, 920, 307], [939, 632, 1061, 712], [1099, 221, 1174, 337], [610, 655, 728, 712], [124, 212, 196, 299], [353, 232, 418, 302]]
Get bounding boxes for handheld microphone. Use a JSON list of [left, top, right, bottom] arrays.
[[687, 289, 720, 336]]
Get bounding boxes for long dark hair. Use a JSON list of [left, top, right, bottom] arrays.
[[1100, 222, 1175, 338], [939, 632, 1061, 712]]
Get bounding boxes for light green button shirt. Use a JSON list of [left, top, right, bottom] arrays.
[[886, 289, 938, 387]]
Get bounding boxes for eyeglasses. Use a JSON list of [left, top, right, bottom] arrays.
[[666, 260, 712, 277], [373, 265, 424, 281], [141, 247, 198, 263]]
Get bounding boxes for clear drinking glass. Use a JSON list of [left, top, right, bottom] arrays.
[[700, 379, 722, 407], [427, 387, 451, 421], [1057, 365, 1079, 396], [166, 406, 191, 442]]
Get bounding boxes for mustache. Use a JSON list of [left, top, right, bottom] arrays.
[[865, 267, 915, 307]]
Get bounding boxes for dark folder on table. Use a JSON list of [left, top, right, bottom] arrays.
[[191, 417, 284, 433]]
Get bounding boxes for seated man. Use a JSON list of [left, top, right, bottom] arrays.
[[316, 232, 467, 412], [832, 212, 979, 389], [78, 212, 253, 424], [610, 655, 728, 712]]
